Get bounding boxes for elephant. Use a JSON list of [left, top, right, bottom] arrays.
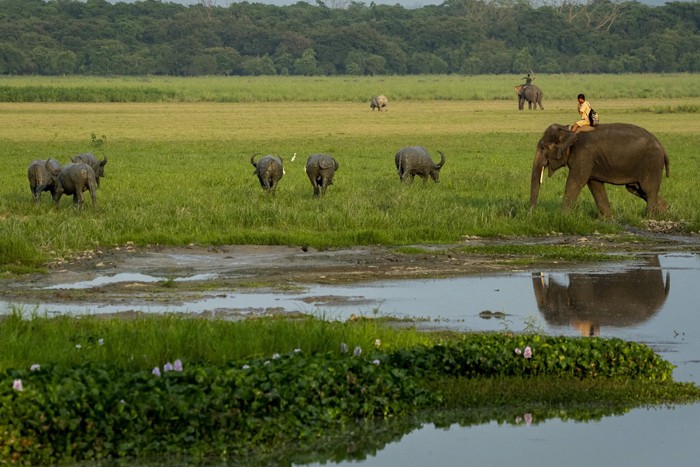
[[514, 84, 543, 110], [532, 255, 669, 336], [530, 123, 670, 217], [27, 158, 61, 203]]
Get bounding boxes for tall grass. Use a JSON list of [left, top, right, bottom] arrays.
[[1, 74, 699, 102], [0, 309, 435, 371]]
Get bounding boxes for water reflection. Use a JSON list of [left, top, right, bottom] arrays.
[[532, 255, 670, 336]]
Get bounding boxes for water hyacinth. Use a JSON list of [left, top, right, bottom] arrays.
[[98, 338, 104, 346], [293, 348, 302, 354], [514, 348, 522, 355], [373, 359, 381, 365], [13, 379, 23, 392], [30, 364, 41, 371], [174, 359, 183, 372], [163, 362, 174, 372], [340, 342, 348, 353], [152, 367, 161, 377], [272, 353, 281, 360], [524, 346, 533, 359], [353, 346, 362, 357], [242, 364, 250, 370], [375, 339, 381, 347]]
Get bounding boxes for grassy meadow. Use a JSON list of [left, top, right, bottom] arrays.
[[1, 74, 699, 271]]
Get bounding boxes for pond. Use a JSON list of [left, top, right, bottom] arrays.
[[2, 252, 699, 466]]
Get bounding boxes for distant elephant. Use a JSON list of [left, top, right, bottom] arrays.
[[530, 123, 670, 217], [532, 255, 669, 336], [514, 84, 543, 110], [370, 95, 388, 111]]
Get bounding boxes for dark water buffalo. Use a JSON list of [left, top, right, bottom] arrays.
[[251, 154, 284, 193], [305, 154, 339, 196], [49, 162, 98, 209], [27, 158, 61, 203], [72, 153, 107, 187], [395, 146, 445, 183]]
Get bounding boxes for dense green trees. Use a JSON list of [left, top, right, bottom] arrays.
[[0, 0, 697, 76]]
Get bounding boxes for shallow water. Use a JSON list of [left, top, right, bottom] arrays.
[[3, 252, 700, 466]]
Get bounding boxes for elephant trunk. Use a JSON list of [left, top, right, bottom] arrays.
[[530, 146, 546, 210]]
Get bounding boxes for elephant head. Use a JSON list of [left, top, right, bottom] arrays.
[[529, 124, 578, 209], [532, 256, 670, 336]]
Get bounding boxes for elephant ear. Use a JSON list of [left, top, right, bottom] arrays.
[[555, 129, 578, 162]]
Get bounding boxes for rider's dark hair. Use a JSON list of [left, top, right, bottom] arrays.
[[577, 93, 586, 100]]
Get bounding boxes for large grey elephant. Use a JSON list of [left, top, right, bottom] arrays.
[[532, 255, 669, 336], [514, 84, 543, 110], [530, 123, 670, 217]]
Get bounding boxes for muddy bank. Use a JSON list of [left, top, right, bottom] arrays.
[[1, 234, 699, 315]]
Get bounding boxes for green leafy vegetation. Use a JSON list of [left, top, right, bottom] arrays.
[[1, 314, 697, 464], [0, 1, 697, 76]]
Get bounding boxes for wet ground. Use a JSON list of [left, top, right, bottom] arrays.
[[2, 234, 700, 467]]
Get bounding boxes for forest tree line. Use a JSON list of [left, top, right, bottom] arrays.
[[0, 0, 698, 76]]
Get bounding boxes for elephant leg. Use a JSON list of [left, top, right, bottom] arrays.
[[588, 179, 613, 218], [562, 176, 587, 212]]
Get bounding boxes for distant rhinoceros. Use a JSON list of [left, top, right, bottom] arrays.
[[370, 95, 388, 111], [28, 158, 61, 203]]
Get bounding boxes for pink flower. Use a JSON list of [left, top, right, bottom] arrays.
[[524, 413, 533, 426], [173, 359, 183, 372], [524, 346, 533, 359], [163, 362, 174, 372], [152, 367, 161, 377], [514, 348, 522, 355], [373, 359, 381, 365], [13, 379, 23, 391]]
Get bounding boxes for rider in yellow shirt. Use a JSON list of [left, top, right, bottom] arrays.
[[571, 93, 591, 132]]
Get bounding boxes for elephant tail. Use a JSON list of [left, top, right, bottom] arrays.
[[664, 150, 670, 178]]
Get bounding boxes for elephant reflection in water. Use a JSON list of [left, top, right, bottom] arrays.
[[532, 256, 670, 336]]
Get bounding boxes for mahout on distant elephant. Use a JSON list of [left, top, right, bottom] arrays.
[[530, 123, 669, 217]]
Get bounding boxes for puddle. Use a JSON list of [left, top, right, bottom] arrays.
[[44, 272, 218, 289]]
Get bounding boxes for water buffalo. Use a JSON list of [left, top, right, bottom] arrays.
[[27, 158, 61, 203], [395, 146, 445, 183], [251, 154, 284, 193], [370, 95, 388, 111], [305, 154, 339, 196], [72, 153, 107, 187], [50, 162, 98, 210]]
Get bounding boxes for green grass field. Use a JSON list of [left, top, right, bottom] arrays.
[[1, 74, 699, 271]]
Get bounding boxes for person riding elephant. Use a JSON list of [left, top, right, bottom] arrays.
[[571, 93, 592, 132], [522, 71, 534, 86]]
